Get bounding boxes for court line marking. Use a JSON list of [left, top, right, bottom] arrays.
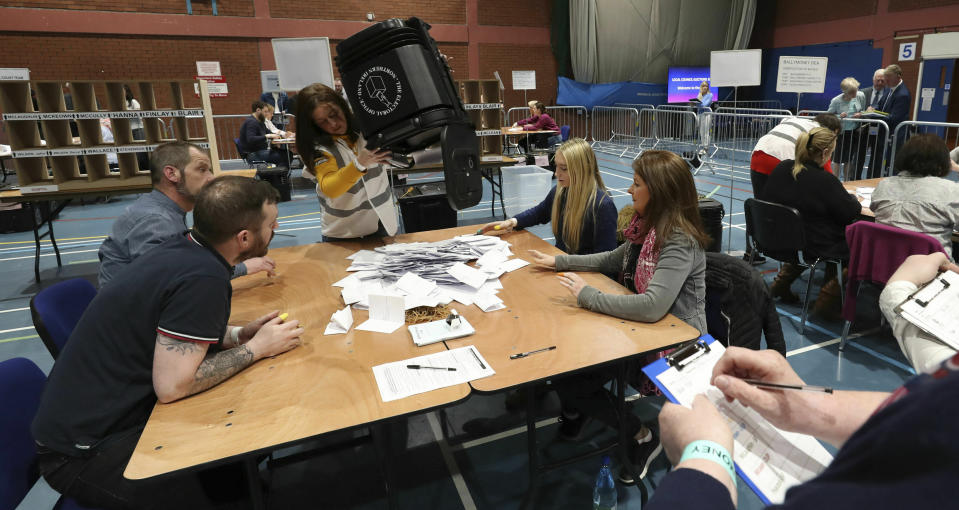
[[426, 412, 477, 510], [0, 307, 29, 314], [0, 248, 99, 263], [0, 334, 39, 344], [452, 417, 560, 452], [0, 326, 34, 334]]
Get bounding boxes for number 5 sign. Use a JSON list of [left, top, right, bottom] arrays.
[[899, 42, 917, 61]]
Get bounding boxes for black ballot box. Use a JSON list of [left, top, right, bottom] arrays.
[[255, 165, 292, 202], [395, 181, 457, 233], [698, 197, 725, 253]]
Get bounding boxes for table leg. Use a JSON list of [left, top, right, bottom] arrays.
[[31, 203, 42, 283], [244, 456, 267, 510], [520, 384, 540, 509], [44, 202, 63, 267], [372, 422, 399, 510], [616, 363, 648, 505]]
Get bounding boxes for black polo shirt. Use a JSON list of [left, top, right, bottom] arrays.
[[32, 231, 233, 456]]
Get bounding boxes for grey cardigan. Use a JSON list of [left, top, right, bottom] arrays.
[[555, 233, 706, 334]]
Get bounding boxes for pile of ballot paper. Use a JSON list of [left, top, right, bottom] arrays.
[[326, 235, 530, 334]]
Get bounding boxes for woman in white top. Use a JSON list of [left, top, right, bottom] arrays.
[[294, 83, 397, 242], [826, 77, 866, 177]]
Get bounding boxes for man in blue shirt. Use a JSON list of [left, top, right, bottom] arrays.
[[238, 101, 285, 166], [97, 141, 275, 287]]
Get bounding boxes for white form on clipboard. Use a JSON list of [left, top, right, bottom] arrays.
[[643, 336, 833, 504], [896, 270, 959, 350]]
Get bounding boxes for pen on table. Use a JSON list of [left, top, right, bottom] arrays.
[[407, 364, 457, 371], [743, 379, 834, 394], [469, 347, 486, 369], [510, 346, 556, 360]]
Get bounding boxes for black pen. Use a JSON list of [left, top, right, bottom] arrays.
[[407, 364, 457, 371], [470, 347, 487, 369], [509, 346, 556, 360], [743, 379, 833, 394]]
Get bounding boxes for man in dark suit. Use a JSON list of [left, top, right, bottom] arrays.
[[852, 69, 886, 178], [880, 64, 912, 174]]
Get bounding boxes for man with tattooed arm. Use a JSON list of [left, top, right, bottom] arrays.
[[31, 176, 303, 510]]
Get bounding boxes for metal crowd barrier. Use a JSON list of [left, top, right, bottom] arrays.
[[797, 110, 828, 117], [890, 120, 959, 176], [715, 107, 793, 116], [648, 108, 701, 163], [714, 100, 783, 110], [589, 106, 641, 158], [830, 117, 890, 181], [697, 112, 790, 181], [186, 113, 297, 162]]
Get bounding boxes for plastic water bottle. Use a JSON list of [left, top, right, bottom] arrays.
[[593, 455, 617, 510]]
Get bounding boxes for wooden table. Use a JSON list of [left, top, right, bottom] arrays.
[[0, 181, 153, 281], [390, 226, 699, 506], [125, 236, 471, 508], [125, 226, 697, 508]]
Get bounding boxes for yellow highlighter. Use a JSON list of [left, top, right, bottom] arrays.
[[279, 313, 289, 322], [494, 225, 502, 230]]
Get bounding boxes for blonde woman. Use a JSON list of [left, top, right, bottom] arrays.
[[763, 127, 871, 318], [479, 138, 616, 255]]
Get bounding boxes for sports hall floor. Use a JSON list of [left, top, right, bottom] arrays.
[[1, 152, 921, 509]]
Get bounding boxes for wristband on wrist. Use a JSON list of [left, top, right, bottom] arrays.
[[679, 440, 736, 486], [229, 326, 242, 347]]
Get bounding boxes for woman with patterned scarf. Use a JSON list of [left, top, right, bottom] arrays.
[[528, 150, 709, 485]]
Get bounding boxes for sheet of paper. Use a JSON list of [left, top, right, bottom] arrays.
[[474, 293, 505, 312], [341, 286, 364, 305], [395, 272, 437, 296], [476, 249, 509, 268], [899, 270, 959, 350], [356, 294, 406, 333], [332, 274, 360, 288], [500, 258, 530, 272], [324, 306, 354, 335], [447, 262, 487, 289], [654, 342, 833, 504], [372, 345, 494, 402]]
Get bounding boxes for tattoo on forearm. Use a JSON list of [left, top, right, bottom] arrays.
[[158, 335, 203, 355], [189, 345, 255, 396]]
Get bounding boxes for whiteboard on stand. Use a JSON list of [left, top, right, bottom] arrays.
[[776, 56, 828, 94], [512, 70, 536, 90], [272, 37, 335, 91], [710, 49, 762, 87]]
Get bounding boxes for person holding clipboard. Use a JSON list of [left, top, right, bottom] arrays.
[[647, 293, 959, 509]]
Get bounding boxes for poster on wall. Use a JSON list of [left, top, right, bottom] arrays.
[[0, 68, 29, 81], [261, 71, 282, 93], [775, 56, 828, 94], [196, 61, 222, 77], [512, 70, 536, 90]]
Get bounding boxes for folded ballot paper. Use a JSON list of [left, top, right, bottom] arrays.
[[334, 234, 533, 324], [324, 306, 354, 335]]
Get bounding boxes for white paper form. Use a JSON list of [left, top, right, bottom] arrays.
[[356, 294, 406, 333], [476, 248, 509, 269], [499, 258, 530, 272], [656, 342, 833, 504], [372, 345, 494, 402], [899, 270, 959, 350], [474, 293, 506, 312], [395, 272, 437, 296], [324, 306, 354, 335], [447, 262, 488, 289]]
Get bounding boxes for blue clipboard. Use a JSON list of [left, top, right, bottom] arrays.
[[641, 334, 774, 505]]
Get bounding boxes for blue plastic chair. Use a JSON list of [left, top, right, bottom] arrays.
[[30, 279, 97, 360], [0, 358, 99, 510], [0, 358, 47, 510], [560, 125, 571, 141]]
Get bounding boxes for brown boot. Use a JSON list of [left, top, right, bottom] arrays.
[[812, 277, 842, 321], [769, 263, 802, 304]]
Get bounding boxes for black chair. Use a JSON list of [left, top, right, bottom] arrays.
[[743, 198, 844, 335], [234, 138, 265, 167]]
